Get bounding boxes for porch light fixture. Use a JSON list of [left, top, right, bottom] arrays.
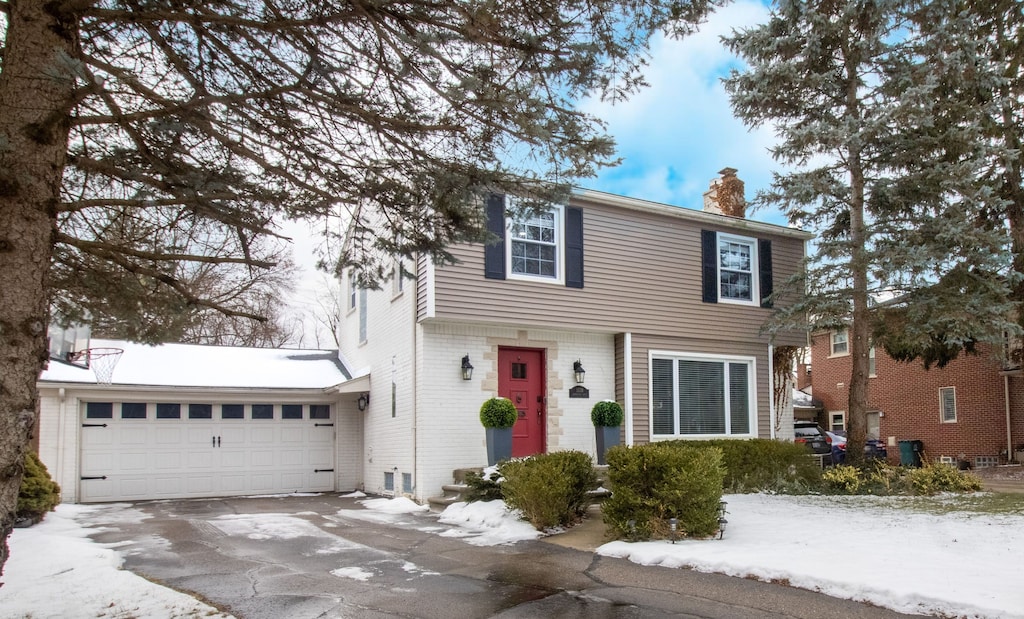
[[357, 393, 370, 411], [668, 517, 678, 544], [573, 359, 586, 384], [461, 354, 474, 381]]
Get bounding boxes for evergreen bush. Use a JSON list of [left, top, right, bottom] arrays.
[[463, 469, 504, 502], [479, 397, 517, 428], [17, 451, 61, 524], [664, 438, 822, 493], [590, 400, 624, 427], [602, 443, 725, 540], [500, 451, 596, 529]]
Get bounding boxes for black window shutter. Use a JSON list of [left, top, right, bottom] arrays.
[[701, 230, 718, 303], [484, 193, 506, 280], [759, 238, 773, 308], [565, 206, 584, 288]]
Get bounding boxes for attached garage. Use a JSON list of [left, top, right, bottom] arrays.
[[37, 339, 367, 503]]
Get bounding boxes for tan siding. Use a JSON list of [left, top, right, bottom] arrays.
[[416, 254, 429, 321], [431, 198, 805, 347], [629, 334, 771, 442]]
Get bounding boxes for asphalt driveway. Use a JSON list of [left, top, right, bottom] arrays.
[[76, 494, 927, 618]]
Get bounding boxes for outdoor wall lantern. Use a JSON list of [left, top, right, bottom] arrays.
[[357, 393, 370, 411], [573, 359, 586, 384], [461, 354, 474, 381]]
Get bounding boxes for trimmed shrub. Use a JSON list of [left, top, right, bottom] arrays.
[[822, 465, 861, 494], [590, 400, 624, 427], [664, 439, 822, 493], [17, 451, 61, 523], [500, 451, 596, 529], [602, 443, 725, 540], [463, 469, 504, 502], [903, 463, 983, 495], [479, 397, 517, 428]]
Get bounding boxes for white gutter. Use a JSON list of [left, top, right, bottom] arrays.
[[624, 332, 634, 446], [768, 344, 776, 440]]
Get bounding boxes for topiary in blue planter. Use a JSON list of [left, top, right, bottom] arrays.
[[592, 400, 624, 465], [481, 397, 517, 465]]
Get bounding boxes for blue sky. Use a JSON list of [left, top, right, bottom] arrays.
[[582, 0, 785, 227]]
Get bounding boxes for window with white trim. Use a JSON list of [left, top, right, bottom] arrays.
[[868, 346, 876, 376], [717, 233, 758, 304], [347, 271, 356, 312], [939, 387, 957, 423], [651, 353, 756, 438], [831, 330, 849, 356], [830, 411, 846, 432], [507, 203, 564, 283]]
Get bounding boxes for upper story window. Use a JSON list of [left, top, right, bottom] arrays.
[[939, 387, 957, 423], [508, 206, 563, 283], [347, 271, 356, 312], [701, 230, 772, 307], [869, 346, 876, 376], [483, 193, 584, 288], [718, 234, 758, 303], [831, 330, 849, 356]]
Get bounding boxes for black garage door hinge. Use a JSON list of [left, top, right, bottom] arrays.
[[80, 475, 108, 480], [314, 468, 335, 473], [82, 423, 108, 428]]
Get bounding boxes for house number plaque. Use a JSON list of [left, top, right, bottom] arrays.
[[569, 386, 590, 398]]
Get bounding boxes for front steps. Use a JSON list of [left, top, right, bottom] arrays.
[[426, 465, 611, 512]]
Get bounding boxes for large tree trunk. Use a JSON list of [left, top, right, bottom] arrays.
[[0, 1, 81, 579]]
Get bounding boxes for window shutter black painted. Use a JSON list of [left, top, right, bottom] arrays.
[[565, 206, 584, 288], [701, 230, 717, 303], [759, 238, 773, 308], [484, 193, 506, 280]]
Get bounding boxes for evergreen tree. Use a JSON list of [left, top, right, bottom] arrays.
[[0, 0, 717, 577], [724, 0, 1016, 462]]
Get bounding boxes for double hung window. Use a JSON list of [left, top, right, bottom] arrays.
[[508, 205, 563, 282]]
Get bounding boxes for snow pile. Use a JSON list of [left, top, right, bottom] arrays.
[[438, 500, 541, 546]]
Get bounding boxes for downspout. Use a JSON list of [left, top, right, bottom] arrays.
[[412, 256, 419, 500], [768, 344, 776, 439], [57, 387, 66, 499], [624, 332, 634, 446], [1005, 374, 1012, 461]]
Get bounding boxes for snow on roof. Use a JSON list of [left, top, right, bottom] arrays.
[[792, 388, 815, 409], [39, 339, 352, 390]]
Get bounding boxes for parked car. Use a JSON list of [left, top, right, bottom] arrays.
[[826, 431, 888, 464], [794, 422, 833, 465]]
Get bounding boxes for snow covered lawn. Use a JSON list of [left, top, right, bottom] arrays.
[[0, 493, 1021, 619]]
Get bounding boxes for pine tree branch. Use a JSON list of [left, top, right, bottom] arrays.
[[56, 232, 277, 269]]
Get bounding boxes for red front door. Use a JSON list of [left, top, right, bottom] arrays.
[[498, 347, 546, 457]]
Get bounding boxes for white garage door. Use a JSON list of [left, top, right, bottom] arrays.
[[79, 401, 336, 502]]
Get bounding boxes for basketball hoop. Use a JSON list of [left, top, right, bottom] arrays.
[[71, 348, 124, 385]]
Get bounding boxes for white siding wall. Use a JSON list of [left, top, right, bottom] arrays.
[[414, 322, 615, 501], [339, 268, 419, 497], [37, 388, 81, 503]]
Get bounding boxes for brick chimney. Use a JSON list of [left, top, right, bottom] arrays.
[[703, 167, 746, 218]]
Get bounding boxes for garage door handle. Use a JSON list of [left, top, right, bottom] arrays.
[[314, 469, 334, 473], [81, 476, 108, 480], [82, 423, 108, 428], [315, 423, 334, 427], [211, 436, 221, 447]]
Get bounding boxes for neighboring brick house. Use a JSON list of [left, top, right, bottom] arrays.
[[339, 169, 811, 501], [809, 330, 1024, 468]]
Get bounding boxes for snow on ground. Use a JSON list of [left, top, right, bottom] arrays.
[[0, 504, 233, 619], [2, 493, 1021, 619], [599, 494, 1024, 619]]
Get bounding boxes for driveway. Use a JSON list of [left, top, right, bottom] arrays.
[[78, 494, 925, 618]]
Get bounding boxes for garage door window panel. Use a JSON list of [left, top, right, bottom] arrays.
[[121, 402, 147, 419], [189, 404, 213, 419], [282, 404, 303, 420], [251, 404, 274, 419], [221, 404, 244, 419], [156, 403, 181, 419], [86, 402, 113, 419], [310, 405, 330, 419]]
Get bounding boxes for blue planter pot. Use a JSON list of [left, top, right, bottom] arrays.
[[485, 427, 513, 466], [595, 426, 621, 465]]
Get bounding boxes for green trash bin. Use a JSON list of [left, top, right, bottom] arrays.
[[898, 440, 923, 467]]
